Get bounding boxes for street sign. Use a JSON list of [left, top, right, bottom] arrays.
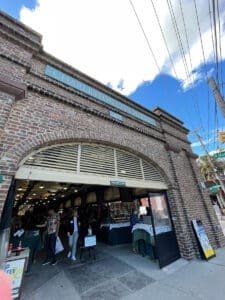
[[213, 151, 225, 159], [110, 180, 126, 187]]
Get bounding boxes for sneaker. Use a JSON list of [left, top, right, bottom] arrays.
[[67, 251, 71, 258], [51, 260, 58, 266], [71, 256, 76, 261], [42, 260, 51, 266]]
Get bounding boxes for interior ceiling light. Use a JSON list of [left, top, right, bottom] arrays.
[[39, 185, 44, 189], [63, 187, 68, 190], [61, 195, 65, 197], [74, 189, 78, 193], [18, 188, 23, 191], [32, 193, 36, 196]]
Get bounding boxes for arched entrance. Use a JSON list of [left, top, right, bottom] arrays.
[[13, 142, 180, 268]]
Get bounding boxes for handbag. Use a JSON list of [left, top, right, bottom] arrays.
[[55, 237, 64, 254]]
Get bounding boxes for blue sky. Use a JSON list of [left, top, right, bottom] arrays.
[[1, 0, 225, 155]]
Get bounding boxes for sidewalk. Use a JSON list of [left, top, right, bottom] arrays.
[[21, 245, 225, 300]]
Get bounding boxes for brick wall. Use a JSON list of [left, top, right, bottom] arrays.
[[0, 11, 224, 260]]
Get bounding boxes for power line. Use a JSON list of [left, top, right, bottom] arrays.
[[216, 0, 224, 95], [193, 0, 207, 68], [167, 0, 190, 81], [128, 0, 161, 72], [167, 0, 204, 131], [149, 0, 178, 78], [178, 0, 204, 131]]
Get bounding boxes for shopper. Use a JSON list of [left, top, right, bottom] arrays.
[[67, 210, 79, 261], [130, 209, 139, 253], [38, 207, 60, 266]]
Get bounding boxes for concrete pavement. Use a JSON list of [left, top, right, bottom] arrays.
[[21, 244, 225, 300]]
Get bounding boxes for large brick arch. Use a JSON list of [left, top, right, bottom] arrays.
[[3, 129, 172, 186]]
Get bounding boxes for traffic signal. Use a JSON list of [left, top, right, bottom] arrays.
[[218, 132, 225, 143]]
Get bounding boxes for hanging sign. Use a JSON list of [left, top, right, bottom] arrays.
[[110, 180, 126, 187], [192, 219, 215, 260]]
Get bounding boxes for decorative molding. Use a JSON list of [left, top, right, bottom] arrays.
[[0, 75, 26, 100], [164, 143, 181, 153]]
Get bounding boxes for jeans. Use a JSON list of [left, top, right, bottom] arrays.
[[69, 232, 79, 257], [45, 233, 56, 262]]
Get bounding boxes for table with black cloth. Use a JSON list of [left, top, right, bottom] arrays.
[[100, 222, 132, 245], [11, 230, 42, 272]]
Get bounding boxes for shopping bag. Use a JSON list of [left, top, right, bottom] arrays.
[[55, 237, 64, 254]]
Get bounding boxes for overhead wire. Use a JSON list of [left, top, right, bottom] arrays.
[[149, 0, 178, 79], [128, 0, 161, 73], [178, 0, 204, 132], [211, 0, 221, 148], [216, 0, 224, 96], [166, 0, 204, 131]]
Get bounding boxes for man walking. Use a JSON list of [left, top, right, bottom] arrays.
[[67, 210, 79, 261], [39, 207, 60, 266]]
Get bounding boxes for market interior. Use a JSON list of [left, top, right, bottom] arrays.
[[11, 179, 161, 269]]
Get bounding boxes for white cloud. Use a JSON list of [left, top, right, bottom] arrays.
[[20, 0, 225, 95]]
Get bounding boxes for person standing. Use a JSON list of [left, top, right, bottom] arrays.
[[38, 207, 60, 266], [67, 210, 79, 261], [130, 209, 139, 253]]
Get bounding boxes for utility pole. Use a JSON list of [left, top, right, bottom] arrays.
[[208, 77, 225, 119], [194, 130, 225, 195]]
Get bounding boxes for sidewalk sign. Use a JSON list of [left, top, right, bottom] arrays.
[[4, 258, 26, 299], [192, 219, 215, 260]]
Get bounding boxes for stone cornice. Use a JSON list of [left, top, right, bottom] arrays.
[[0, 75, 26, 100]]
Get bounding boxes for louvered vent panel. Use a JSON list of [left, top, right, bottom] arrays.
[[80, 144, 115, 176], [116, 150, 143, 179], [24, 144, 78, 171], [142, 160, 163, 181]]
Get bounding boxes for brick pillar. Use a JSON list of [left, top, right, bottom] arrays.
[[0, 175, 13, 219], [166, 150, 197, 259], [0, 92, 15, 154], [187, 154, 225, 248]]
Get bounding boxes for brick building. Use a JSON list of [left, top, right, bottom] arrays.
[[0, 11, 224, 265]]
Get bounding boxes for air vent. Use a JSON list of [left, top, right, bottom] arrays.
[[23, 143, 165, 183]]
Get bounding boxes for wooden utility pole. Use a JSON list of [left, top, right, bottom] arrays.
[[194, 130, 225, 195], [208, 77, 225, 119]]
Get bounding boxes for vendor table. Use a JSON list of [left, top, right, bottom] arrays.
[[100, 222, 132, 245], [11, 231, 42, 272]]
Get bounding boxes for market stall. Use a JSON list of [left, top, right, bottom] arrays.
[[100, 222, 132, 245]]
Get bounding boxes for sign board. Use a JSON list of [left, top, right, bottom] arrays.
[[110, 180, 126, 187], [192, 220, 215, 260], [213, 151, 225, 159], [4, 258, 26, 299], [0, 174, 3, 183], [84, 235, 96, 247]]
